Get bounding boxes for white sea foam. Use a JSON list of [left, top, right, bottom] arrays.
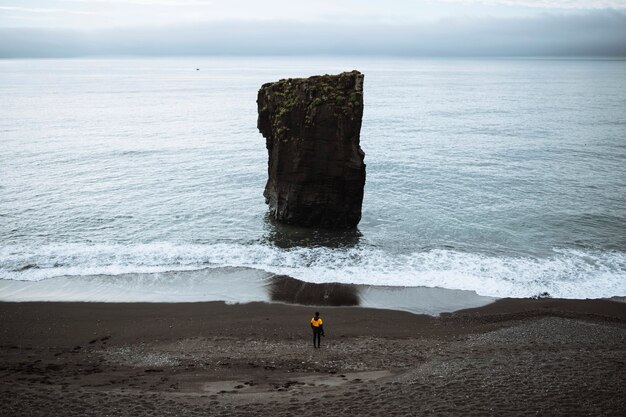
[[1, 242, 624, 299]]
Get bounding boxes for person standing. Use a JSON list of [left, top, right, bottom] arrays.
[[310, 311, 324, 348]]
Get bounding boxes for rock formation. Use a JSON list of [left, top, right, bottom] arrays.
[[257, 70, 366, 229]]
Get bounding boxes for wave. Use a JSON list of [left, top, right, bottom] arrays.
[[1, 242, 625, 299]]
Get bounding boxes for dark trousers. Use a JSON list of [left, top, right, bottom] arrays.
[[313, 329, 322, 347]]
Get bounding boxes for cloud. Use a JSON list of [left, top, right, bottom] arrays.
[[442, 0, 626, 8], [0, 0, 386, 29], [60, 0, 215, 5], [1, 10, 625, 58], [0, 6, 96, 15], [5, 1, 625, 31]]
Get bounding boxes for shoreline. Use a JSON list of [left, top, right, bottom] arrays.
[[0, 269, 497, 316], [1, 298, 625, 416]]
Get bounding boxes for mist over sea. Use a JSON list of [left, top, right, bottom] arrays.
[[1, 57, 625, 300]]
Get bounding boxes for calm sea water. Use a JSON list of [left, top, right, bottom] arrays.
[[1, 57, 625, 299]]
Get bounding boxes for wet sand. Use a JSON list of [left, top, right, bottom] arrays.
[[1, 298, 625, 416], [0, 268, 496, 315]]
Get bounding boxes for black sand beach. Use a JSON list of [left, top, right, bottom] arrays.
[[1, 298, 625, 416]]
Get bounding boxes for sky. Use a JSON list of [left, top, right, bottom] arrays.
[[1, 0, 625, 57]]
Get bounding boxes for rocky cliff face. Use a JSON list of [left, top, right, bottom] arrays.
[[257, 70, 366, 229]]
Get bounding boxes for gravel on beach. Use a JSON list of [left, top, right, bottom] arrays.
[[1, 299, 625, 416]]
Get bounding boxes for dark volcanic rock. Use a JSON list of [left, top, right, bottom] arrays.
[[257, 70, 366, 229]]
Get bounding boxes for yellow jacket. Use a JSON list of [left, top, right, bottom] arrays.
[[311, 317, 323, 327]]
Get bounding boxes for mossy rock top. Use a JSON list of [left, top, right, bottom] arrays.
[[258, 71, 364, 140]]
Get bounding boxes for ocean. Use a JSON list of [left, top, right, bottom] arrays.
[[1, 57, 625, 303]]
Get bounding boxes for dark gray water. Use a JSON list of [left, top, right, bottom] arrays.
[[1, 57, 625, 299]]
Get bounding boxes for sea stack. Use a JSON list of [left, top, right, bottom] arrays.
[[257, 71, 366, 229]]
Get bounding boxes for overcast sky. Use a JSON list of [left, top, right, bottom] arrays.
[[1, 0, 625, 57]]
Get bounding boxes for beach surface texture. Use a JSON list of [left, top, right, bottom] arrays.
[[1, 298, 625, 416]]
